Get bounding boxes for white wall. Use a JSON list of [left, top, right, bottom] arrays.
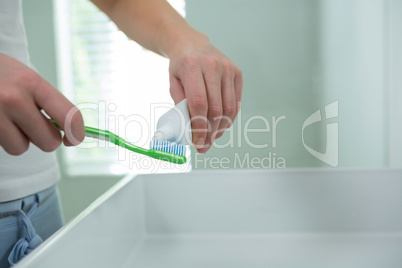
[[186, 0, 393, 169], [318, 0, 387, 167], [186, 0, 322, 169], [388, 0, 402, 166]]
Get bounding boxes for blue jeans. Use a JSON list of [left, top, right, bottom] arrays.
[[0, 185, 64, 267]]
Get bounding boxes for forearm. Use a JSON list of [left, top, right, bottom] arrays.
[[91, 0, 208, 58], [91, 0, 243, 154]]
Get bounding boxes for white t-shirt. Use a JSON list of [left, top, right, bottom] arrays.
[[0, 0, 60, 202]]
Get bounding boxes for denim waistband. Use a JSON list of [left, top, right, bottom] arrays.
[[0, 185, 56, 218]]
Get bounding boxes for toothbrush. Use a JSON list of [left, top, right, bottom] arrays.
[[50, 119, 187, 164]]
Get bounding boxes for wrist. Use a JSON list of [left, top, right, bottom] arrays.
[[157, 19, 210, 58]]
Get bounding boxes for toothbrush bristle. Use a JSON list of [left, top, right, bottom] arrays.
[[150, 139, 186, 156]]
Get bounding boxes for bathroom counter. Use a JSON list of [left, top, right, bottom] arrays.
[[16, 169, 402, 268]]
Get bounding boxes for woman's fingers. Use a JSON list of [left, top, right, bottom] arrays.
[[203, 58, 223, 153], [0, 53, 85, 154], [215, 62, 237, 140], [30, 71, 85, 147], [177, 56, 210, 153], [8, 95, 62, 152], [169, 50, 243, 154], [0, 116, 29, 155]]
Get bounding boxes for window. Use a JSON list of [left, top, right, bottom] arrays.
[[54, 0, 190, 176]]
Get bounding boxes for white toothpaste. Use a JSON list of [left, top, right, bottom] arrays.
[[152, 99, 192, 146]]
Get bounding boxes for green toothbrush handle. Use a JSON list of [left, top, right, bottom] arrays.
[[50, 119, 186, 164]]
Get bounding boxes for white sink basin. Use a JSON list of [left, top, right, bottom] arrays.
[[16, 169, 402, 268]]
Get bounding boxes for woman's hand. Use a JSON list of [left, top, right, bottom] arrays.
[[168, 33, 243, 153], [0, 53, 85, 155], [91, 0, 243, 153]]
